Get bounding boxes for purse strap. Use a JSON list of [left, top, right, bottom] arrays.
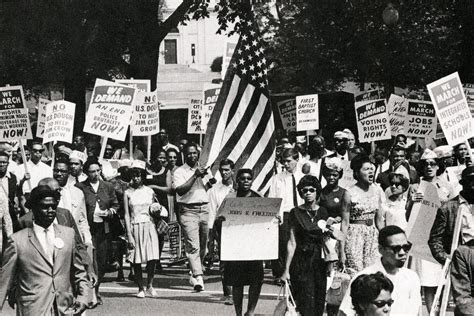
[[284, 280, 296, 307]]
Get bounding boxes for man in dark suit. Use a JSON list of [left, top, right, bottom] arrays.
[[76, 157, 119, 304], [327, 131, 363, 161], [0, 185, 88, 315], [451, 239, 474, 315], [429, 166, 474, 266]]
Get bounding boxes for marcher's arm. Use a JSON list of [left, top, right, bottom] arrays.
[[451, 248, 474, 315], [0, 238, 18, 311], [175, 174, 198, 196], [78, 197, 92, 245], [428, 206, 449, 265], [71, 236, 89, 313], [2, 210, 13, 238], [123, 193, 134, 248]]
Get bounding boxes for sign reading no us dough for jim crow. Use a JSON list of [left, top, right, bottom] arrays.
[[43, 101, 76, 144], [403, 100, 437, 138], [132, 91, 160, 137], [427, 72, 474, 145], [0, 85, 32, 141], [355, 98, 391, 143], [296, 94, 319, 131], [84, 79, 137, 141]]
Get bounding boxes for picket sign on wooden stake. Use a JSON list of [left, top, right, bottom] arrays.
[[19, 140, 32, 192], [99, 137, 107, 161]]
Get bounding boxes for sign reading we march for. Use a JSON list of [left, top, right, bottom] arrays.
[[0, 85, 32, 140], [427, 72, 474, 145], [84, 79, 137, 141]]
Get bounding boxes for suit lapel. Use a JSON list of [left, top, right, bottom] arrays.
[[53, 224, 62, 267], [28, 227, 53, 268]]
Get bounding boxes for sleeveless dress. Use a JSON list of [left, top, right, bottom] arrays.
[[125, 185, 160, 264], [345, 184, 385, 275], [384, 188, 408, 231]]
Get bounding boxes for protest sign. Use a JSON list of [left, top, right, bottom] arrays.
[[296, 94, 319, 131], [427, 72, 474, 145], [132, 91, 160, 136], [403, 100, 437, 138], [201, 85, 221, 133], [276, 98, 296, 131], [84, 79, 137, 141], [187, 98, 203, 134], [406, 181, 440, 263], [220, 197, 281, 261], [36, 98, 50, 138], [354, 89, 385, 102], [354, 99, 391, 143], [338, 160, 357, 190], [43, 100, 75, 144], [387, 94, 407, 136], [464, 83, 474, 118], [0, 85, 32, 140], [222, 39, 238, 80], [115, 79, 150, 93]]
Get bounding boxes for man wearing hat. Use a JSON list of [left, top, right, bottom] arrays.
[[68, 150, 88, 187], [429, 166, 474, 267], [376, 145, 419, 191], [327, 131, 362, 161], [0, 185, 89, 315]]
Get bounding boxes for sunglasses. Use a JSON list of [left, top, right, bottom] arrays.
[[385, 241, 412, 253], [372, 299, 394, 308], [39, 203, 58, 210], [301, 188, 316, 193], [423, 162, 437, 167]]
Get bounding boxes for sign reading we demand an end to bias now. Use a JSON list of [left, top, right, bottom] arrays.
[[84, 79, 137, 141], [0, 85, 32, 141], [355, 98, 391, 143], [427, 72, 474, 145]]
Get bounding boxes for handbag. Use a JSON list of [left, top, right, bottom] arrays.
[[150, 195, 170, 235], [273, 280, 298, 316], [326, 269, 351, 307]]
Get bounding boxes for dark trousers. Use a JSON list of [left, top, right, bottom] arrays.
[[272, 213, 291, 277], [91, 223, 110, 282]]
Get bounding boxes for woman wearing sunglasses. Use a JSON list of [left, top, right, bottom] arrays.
[[411, 148, 456, 313], [384, 162, 411, 231], [280, 175, 329, 316], [350, 272, 394, 316]]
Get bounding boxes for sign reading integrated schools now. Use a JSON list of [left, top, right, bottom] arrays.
[[0, 85, 32, 140], [427, 72, 474, 145], [84, 79, 137, 141], [355, 98, 391, 142]]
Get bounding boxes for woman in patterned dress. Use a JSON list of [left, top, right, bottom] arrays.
[[124, 162, 161, 298], [344, 154, 385, 275]]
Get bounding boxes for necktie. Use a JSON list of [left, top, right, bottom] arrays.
[[44, 228, 54, 263], [292, 174, 298, 207]]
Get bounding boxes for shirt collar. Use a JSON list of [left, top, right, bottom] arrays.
[[33, 221, 54, 233], [459, 193, 471, 205], [0, 172, 11, 179]]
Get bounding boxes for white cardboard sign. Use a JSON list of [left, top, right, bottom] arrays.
[[296, 94, 319, 131], [43, 100, 76, 143]]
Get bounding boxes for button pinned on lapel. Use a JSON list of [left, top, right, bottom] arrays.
[[53, 237, 64, 249]]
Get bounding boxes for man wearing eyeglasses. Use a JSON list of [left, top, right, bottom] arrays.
[[339, 225, 422, 316], [16, 142, 52, 195]]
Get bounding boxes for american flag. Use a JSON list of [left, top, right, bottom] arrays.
[[199, 18, 275, 193]]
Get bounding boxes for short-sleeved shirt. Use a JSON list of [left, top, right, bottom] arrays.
[[173, 163, 208, 204]]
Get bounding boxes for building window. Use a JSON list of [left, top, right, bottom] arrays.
[[164, 39, 177, 64]]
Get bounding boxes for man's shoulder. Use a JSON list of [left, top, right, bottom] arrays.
[[11, 227, 30, 240]]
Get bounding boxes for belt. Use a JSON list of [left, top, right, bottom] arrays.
[[180, 202, 208, 207], [349, 219, 374, 226]]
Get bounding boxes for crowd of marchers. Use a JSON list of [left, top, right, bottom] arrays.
[[0, 127, 473, 316]]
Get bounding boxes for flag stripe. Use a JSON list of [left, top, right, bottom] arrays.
[[225, 78, 249, 128], [257, 162, 275, 192], [232, 100, 272, 169], [249, 128, 275, 177], [205, 76, 241, 168]]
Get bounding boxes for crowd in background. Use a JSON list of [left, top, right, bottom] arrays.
[[0, 127, 473, 316]]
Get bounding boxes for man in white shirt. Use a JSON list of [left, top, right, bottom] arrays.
[[268, 148, 304, 278], [17, 142, 52, 195], [339, 225, 422, 316], [53, 159, 92, 246], [207, 158, 235, 304], [173, 142, 210, 291], [158, 129, 179, 152]]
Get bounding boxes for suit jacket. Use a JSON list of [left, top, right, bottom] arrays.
[[76, 179, 119, 233], [18, 207, 91, 267], [0, 225, 88, 315], [428, 197, 461, 265], [326, 147, 362, 161], [451, 239, 474, 315]]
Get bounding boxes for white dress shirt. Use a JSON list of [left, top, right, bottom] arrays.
[[208, 181, 235, 228], [33, 222, 55, 263], [66, 173, 87, 187], [268, 170, 304, 218], [339, 259, 422, 316], [19, 160, 53, 193], [173, 163, 209, 204], [59, 183, 92, 244]]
